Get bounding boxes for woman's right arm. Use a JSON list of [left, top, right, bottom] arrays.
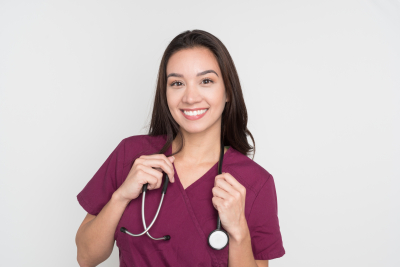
[[75, 154, 175, 267], [75, 192, 130, 267]]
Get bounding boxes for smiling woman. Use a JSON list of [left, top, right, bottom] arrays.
[[75, 30, 285, 267], [166, 47, 227, 134]]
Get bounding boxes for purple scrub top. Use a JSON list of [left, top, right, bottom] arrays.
[[77, 135, 285, 266]]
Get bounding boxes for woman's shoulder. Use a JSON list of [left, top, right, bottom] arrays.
[[120, 134, 167, 157], [122, 134, 166, 146], [225, 147, 273, 196]]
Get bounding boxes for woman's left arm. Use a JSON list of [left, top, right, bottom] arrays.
[[212, 172, 268, 267], [228, 217, 268, 267]]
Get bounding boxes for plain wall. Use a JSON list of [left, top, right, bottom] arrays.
[[1, 0, 399, 266]]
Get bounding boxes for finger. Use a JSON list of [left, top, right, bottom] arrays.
[[214, 175, 237, 196], [144, 155, 175, 183], [141, 171, 158, 190], [212, 186, 231, 200], [217, 172, 244, 193], [212, 196, 224, 210], [137, 156, 175, 183], [138, 165, 163, 190], [140, 154, 174, 169], [215, 176, 244, 198]]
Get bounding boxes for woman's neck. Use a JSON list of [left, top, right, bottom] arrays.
[[172, 125, 222, 165]]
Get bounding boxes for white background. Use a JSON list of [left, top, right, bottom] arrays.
[[1, 0, 399, 266]]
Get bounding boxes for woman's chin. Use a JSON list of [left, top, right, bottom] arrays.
[[180, 125, 209, 135]]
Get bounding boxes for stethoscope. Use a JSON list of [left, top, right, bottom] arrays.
[[120, 131, 229, 250]]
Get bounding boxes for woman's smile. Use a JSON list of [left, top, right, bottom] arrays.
[[180, 108, 209, 120]]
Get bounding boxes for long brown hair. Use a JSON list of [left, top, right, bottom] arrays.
[[148, 29, 255, 159]]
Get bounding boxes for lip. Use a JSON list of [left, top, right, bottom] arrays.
[[180, 108, 209, 111], [180, 108, 208, 121]]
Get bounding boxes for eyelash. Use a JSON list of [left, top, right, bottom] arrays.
[[170, 78, 214, 87]]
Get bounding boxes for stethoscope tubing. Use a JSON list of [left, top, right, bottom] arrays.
[[120, 116, 227, 248], [120, 175, 170, 240], [141, 180, 169, 240], [206, 126, 229, 250]]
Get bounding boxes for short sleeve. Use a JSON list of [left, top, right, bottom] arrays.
[[248, 174, 285, 260], [77, 139, 126, 216]]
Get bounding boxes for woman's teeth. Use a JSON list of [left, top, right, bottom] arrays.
[[183, 109, 208, 116]]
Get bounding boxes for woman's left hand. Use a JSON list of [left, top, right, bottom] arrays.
[[212, 172, 248, 240]]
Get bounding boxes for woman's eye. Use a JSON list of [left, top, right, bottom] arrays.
[[171, 81, 183, 86], [170, 79, 213, 86], [202, 78, 213, 84]]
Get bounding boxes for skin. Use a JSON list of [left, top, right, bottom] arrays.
[[166, 47, 268, 267]]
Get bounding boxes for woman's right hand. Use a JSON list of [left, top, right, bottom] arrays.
[[114, 154, 175, 203]]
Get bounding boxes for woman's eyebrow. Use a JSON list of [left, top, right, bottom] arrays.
[[167, 69, 219, 78]]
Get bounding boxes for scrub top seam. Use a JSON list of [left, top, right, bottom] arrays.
[[247, 174, 271, 217], [224, 166, 256, 196], [174, 167, 221, 267], [77, 194, 95, 215], [168, 143, 221, 266], [254, 246, 286, 260]]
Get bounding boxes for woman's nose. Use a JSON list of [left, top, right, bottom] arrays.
[[182, 83, 202, 104]]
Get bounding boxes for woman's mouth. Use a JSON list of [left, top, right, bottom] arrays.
[[180, 108, 208, 120]]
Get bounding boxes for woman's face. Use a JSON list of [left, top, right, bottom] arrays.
[[166, 47, 227, 135]]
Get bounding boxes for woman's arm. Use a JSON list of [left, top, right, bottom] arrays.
[[75, 192, 130, 267], [76, 154, 175, 267], [228, 219, 268, 267], [211, 172, 270, 267]]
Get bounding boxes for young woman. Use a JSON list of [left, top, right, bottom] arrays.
[[75, 30, 285, 267]]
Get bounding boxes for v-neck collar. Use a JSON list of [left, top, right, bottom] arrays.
[[164, 141, 232, 267], [166, 142, 232, 192]]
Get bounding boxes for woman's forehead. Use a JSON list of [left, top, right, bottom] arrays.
[[166, 47, 221, 77]]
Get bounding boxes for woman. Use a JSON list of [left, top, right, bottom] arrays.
[[76, 30, 285, 267]]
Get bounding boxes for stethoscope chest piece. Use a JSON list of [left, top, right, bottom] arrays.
[[208, 229, 229, 250]]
